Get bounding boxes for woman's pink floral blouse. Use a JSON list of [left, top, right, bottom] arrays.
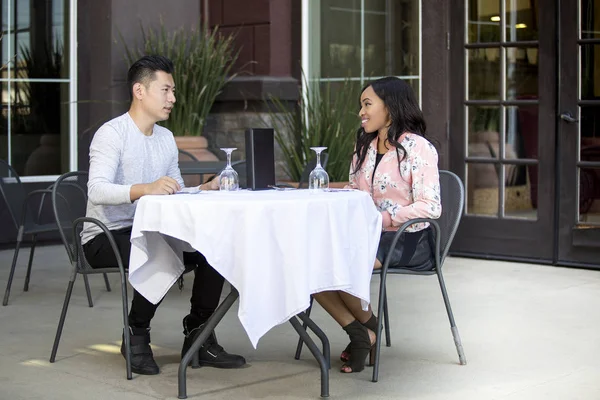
[[347, 133, 442, 232]]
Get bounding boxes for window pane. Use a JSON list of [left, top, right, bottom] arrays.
[[466, 161, 500, 216], [581, 45, 600, 101], [506, 47, 538, 100], [504, 164, 537, 219], [468, 48, 500, 100], [581, 0, 600, 39], [506, 104, 538, 160], [467, 106, 501, 157], [7, 82, 69, 176], [467, 0, 500, 43], [12, 0, 68, 80], [580, 167, 600, 223], [320, 0, 361, 78], [505, 0, 538, 42]]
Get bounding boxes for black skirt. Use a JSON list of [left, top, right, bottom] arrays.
[[376, 227, 435, 271]]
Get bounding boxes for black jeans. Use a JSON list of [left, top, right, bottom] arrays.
[[83, 227, 225, 329]]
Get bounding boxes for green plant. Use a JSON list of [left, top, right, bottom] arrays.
[[267, 77, 361, 182], [124, 22, 238, 136]]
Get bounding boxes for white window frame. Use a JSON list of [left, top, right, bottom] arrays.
[[1, 0, 77, 182]]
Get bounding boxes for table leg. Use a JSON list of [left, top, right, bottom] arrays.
[[296, 312, 331, 370], [178, 287, 239, 399], [289, 316, 330, 398]]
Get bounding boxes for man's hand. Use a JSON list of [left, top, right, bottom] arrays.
[[130, 177, 181, 202]]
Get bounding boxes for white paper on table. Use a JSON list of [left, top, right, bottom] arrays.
[[176, 187, 202, 194]]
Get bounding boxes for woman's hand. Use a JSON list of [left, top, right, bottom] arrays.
[[200, 176, 220, 191]]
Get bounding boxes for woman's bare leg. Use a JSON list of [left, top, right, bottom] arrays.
[[313, 291, 355, 327], [338, 291, 373, 324], [374, 258, 382, 269]]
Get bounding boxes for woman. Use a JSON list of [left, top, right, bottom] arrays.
[[313, 77, 441, 374]]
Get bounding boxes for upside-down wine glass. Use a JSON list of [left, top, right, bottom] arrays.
[[219, 148, 239, 191], [308, 147, 329, 192]]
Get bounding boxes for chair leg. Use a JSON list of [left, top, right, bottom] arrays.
[[383, 289, 391, 347], [3, 237, 23, 306], [294, 296, 314, 360], [372, 272, 388, 383], [83, 275, 94, 308], [23, 234, 38, 292], [119, 271, 132, 380], [50, 272, 78, 363], [103, 273, 112, 292], [437, 270, 467, 365]]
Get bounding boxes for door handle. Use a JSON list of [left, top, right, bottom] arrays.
[[560, 112, 579, 123]]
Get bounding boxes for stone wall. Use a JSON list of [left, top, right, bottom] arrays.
[[203, 112, 292, 181]]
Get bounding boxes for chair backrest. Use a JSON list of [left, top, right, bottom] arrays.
[[52, 171, 89, 263], [438, 170, 465, 262], [178, 148, 199, 162], [0, 159, 27, 230], [298, 153, 329, 189]]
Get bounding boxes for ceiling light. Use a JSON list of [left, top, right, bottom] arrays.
[[515, 23, 527, 29], [490, 16, 501, 22]]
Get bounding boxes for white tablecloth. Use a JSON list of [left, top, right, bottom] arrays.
[[129, 189, 382, 347]]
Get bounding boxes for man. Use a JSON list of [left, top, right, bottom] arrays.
[[81, 55, 245, 375]]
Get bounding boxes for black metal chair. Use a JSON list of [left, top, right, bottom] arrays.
[[294, 170, 467, 381], [177, 148, 199, 162], [0, 159, 109, 306], [49, 171, 132, 379], [276, 153, 330, 189]]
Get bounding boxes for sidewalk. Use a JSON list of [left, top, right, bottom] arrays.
[[0, 244, 598, 399]]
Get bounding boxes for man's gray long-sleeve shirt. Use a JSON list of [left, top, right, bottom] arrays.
[[81, 112, 184, 245]]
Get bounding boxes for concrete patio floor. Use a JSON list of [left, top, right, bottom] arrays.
[[0, 244, 598, 400]]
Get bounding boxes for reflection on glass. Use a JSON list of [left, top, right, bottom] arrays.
[[468, 48, 500, 100], [467, 0, 500, 43], [466, 161, 499, 216], [320, 0, 361, 78], [581, 0, 600, 39], [504, 164, 536, 219], [581, 45, 600, 101], [467, 106, 501, 157], [579, 167, 600, 223], [505, 104, 538, 161], [389, 0, 419, 77], [319, 0, 419, 79], [8, 82, 67, 176], [580, 106, 600, 155], [505, 0, 538, 42], [506, 47, 539, 100]]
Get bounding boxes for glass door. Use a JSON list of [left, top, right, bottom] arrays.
[[449, 0, 556, 261], [557, 0, 600, 268]]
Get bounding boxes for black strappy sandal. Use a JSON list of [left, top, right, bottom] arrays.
[[340, 314, 378, 366], [341, 320, 373, 373]]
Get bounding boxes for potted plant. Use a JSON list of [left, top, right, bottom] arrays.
[[267, 76, 361, 185], [124, 22, 238, 162]]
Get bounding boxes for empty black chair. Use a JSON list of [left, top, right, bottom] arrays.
[[0, 160, 108, 305]]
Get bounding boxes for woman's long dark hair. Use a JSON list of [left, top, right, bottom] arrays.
[[351, 77, 427, 175]]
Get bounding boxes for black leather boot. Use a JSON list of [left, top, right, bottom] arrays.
[[182, 314, 246, 369], [121, 327, 159, 375]]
